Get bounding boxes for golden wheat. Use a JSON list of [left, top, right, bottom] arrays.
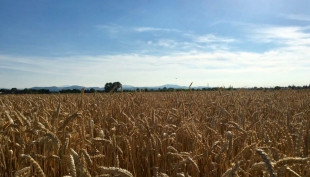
[[0, 90, 310, 176]]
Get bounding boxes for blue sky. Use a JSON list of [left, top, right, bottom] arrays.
[[1, 0, 310, 88]]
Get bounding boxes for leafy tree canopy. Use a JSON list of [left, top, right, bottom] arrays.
[[105, 82, 122, 92]]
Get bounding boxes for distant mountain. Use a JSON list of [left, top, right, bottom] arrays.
[[59, 85, 71, 87], [122, 84, 209, 90], [159, 84, 188, 89], [122, 85, 136, 90], [29, 84, 210, 92], [31, 86, 62, 92]]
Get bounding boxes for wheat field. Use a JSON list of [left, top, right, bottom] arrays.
[[1, 90, 310, 177]]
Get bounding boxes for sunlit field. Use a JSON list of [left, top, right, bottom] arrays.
[[1, 90, 310, 177]]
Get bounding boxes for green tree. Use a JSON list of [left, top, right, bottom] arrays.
[[112, 82, 122, 92], [274, 86, 281, 90], [11, 88, 17, 93], [23, 88, 30, 94], [227, 85, 234, 91], [168, 87, 175, 92], [104, 82, 122, 92], [90, 88, 95, 93], [104, 82, 113, 92]]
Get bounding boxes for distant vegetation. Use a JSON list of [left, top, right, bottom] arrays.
[[104, 82, 122, 92], [0, 84, 309, 94]]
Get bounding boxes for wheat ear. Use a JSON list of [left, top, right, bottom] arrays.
[[97, 166, 133, 177], [255, 149, 275, 177], [68, 154, 77, 177], [21, 154, 46, 177], [14, 166, 31, 177]]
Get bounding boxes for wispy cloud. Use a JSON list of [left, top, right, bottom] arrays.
[[194, 34, 236, 43], [95, 24, 180, 33], [94, 24, 124, 33], [250, 25, 310, 46], [95, 24, 236, 52], [282, 14, 310, 21], [2, 41, 310, 87], [4, 23, 308, 87], [133, 27, 179, 33], [156, 39, 178, 48], [147, 39, 186, 48], [145, 38, 232, 53]]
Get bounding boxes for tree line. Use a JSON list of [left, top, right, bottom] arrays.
[[0, 88, 51, 94], [1, 83, 310, 94]]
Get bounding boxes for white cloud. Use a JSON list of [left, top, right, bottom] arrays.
[[95, 24, 180, 33], [250, 25, 310, 46], [95, 24, 236, 52], [156, 39, 178, 48], [283, 14, 310, 21], [133, 27, 179, 33], [194, 34, 236, 43], [146, 37, 232, 51], [1, 41, 310, 87], [2, 24, 310, 88], [182, 32, 236, 44]]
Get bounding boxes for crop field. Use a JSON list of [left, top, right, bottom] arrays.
[[1, 90, 310, 177]]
